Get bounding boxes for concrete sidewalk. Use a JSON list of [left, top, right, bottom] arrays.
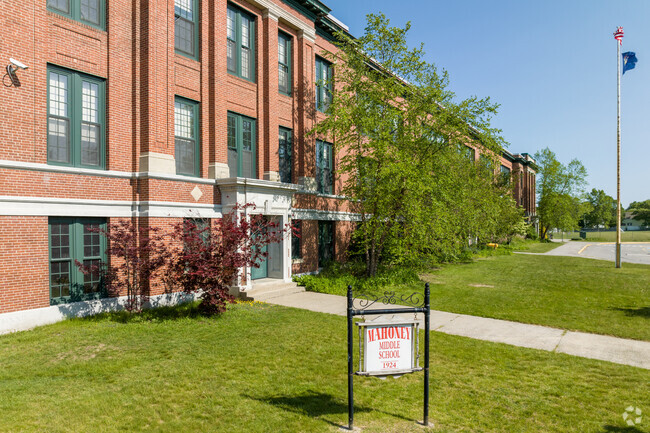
[[258, 290, 650, 370]]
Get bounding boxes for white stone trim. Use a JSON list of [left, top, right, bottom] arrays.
[[0, 159, 132, 178], [262, 9, 279, 21], [139, 152, 175, 175], [298, 29, 316, 43], [263, 171, 281, 182], [139, 171, 216, 185], [0, 292, 198, 335], [137, 201, 223, 218], [0, 159, 217, 185], [0, 196, 136, 217], [243, 0, 317, 41], [0, 196, 224, 218], [292, 208, 361, 221], [208, 162, 230, 179]]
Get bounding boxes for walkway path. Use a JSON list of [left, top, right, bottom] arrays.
[[254, 288, 650, 370]]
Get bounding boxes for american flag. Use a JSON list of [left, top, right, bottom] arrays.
[[614, 26, 624, 45]]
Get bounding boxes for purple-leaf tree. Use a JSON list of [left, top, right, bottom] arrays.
[[168, 205, 288, 315], [76, 220, 170, 313]]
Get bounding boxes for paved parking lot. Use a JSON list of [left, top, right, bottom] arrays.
[[544, 241, 650, 265]]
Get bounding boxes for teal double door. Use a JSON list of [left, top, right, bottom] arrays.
[[251, 242, 268, 280], [251, 216, 282, 280]]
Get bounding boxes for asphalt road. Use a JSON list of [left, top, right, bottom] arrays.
[[544, 241, 650, 265]]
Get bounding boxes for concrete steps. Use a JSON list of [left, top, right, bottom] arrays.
[[241, 279, 305, 302]]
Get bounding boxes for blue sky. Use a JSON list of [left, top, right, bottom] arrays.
[[324, 0, 649, 207]]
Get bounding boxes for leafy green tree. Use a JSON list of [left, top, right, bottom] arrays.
[[583, 189, 616, 229], [628, 200, 650, 227], [534, 148, 588, 239], [312, 14, 518, 276]]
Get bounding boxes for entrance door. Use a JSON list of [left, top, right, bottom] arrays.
[[318, 221, 334, 268], [251, 243, 268, 280], [251, 223, 268, 280]]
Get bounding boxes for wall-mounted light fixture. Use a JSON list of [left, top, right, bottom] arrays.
[[4, 58, 28, 87]]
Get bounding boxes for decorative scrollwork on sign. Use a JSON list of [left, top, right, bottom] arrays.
[[352, 290, 424, 310]]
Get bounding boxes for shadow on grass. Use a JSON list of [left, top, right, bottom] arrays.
[[613, 306, 650, 318], [246, 390, 413, 429], [600, 425, 645, 432], [74, 301, 204, 324]]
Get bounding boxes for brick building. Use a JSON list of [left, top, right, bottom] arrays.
[[0, 0, 535, 331]]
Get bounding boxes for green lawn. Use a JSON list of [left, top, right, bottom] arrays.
[[0, 303, 648, 432], [300, 254, 650, 341], [583, 231, 650, 242], [509, 239, 563, 253]]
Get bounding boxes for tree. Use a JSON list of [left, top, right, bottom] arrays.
[[534, 148, 588, 239], [628, 200, 650, 227], [76, 220, 170, 313], [312, 13, 515, 276], [167, 206, 287, 315], [583, 189, 616, 229]]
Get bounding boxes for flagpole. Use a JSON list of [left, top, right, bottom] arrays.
[[616, 29, 622, 269]]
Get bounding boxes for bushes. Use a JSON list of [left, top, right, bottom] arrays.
[[294, 261, 421, 295], [77, 206, 288, 316]]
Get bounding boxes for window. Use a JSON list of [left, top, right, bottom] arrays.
[[279, 127, 292, 183], [480, 155, 494, 173], [463, 145, 475, 162], [47, 66, 105, 169], [316, 140, 333, 194], [227, 5, 255, 81], [47, 0, 105, 29], [278, 32, 292, 95], [175, 0, 199, 58], [291, 220, 301, 260], [499, 165, 511, 186], [174, 97, 200, 177], [227, 112, 256, 178], [315, 56, 332, 112], [183, 217, 210, 248], [318, 221, 334, 267], [49, 217, 106, 305]]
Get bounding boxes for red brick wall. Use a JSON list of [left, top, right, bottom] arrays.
[[6, 1, 545, 311], [0, 217, 49, 313]]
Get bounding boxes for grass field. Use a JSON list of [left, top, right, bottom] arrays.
[[0, 302, 648, 433], [583, 231, 650, 242], [298, 252, 650, 341], [550, 231, 650, 242]]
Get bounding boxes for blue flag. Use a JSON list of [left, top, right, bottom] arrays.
[[622, 52, 638, 74]]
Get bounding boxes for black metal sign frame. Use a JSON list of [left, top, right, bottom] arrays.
[[346, 282, 430, 430]]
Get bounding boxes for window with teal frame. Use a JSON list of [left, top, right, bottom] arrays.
[[291, 220, 301, 260], [463, 145, 476, 162], [175, 0, 199, 59], [316, 139, 333, 194], [279, 127, 292, 183], [227, 4, 255, 81], [227, 112, 256, 178], [47, 0, 106, 30], [47, 66, 106, 169], [278, 32, 292, 95], [49, 217, 107, 305], [174, 97, 200, 177], [315, 56, 332, 112]]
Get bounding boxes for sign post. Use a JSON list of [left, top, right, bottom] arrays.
[[346, 283, 431, 430]]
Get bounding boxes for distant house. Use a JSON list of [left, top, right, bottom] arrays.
[[622, 212, 646, 231]]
